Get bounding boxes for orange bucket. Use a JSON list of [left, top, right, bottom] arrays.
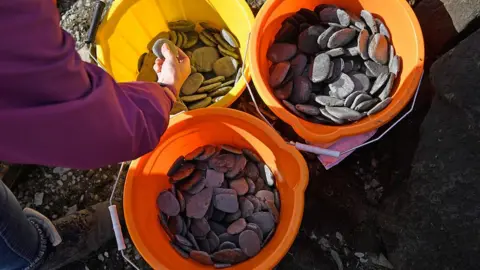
[[123, 108, 308, 269], [249, 0, 425, 144]]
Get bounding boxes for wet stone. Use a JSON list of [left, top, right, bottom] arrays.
[[244, 162, 259, 179], [157, 191, 180, 216], [239, 230, 262, 257], [310, 53, 331, 83], [299, 23, 310, 32], [186, 187, 213, 219], [171, 242, 190, 258], [168, 215, 184, 235], [175, 234, 193, 247], [273, 189, 280, 210], [214, 193, 239, 213], [346, 91, 367, 108], [206, 169, 225, 188], [367, 97, 391, 115], [214, 263, 232, 269], [328, 73, 355, 99], [226, 155, 247, 179], [191, 218, 210, 238], [247, 178, 256, 194], [209, 220, 227, 235], [349, 72, 371, 92], [219, 233, 239, 245], [368, 33, 389, 65], [289, 76, 312, 104], [197, 238, 211, 253], [224, 209, 242, 223], [229, 178, 249, 196], [343, 59, 355, 74], [170, 163, 195, 183], [298, 26, 325, 54], [179, 170, 205, 194], [219, 241, 237, 250], [246, 212, 275, 234], [152, 39, 178, 60], [176, 190, 186, 212], [167, 156, 185, 177], [208, 154, 236, 173], [320, 108, 346, 125], [318, 7, 339, 23], [269, 62, 291, 88], [212, 249, 247, 264], [263, 228, 276, 247], [327, 28, 357, 49], [266, 200, 280, 223], [290, 54, 308, 77], [246, 223, 264, 242], [185, 147, 205, 161], [187, 232, 200, 250], [267, 43, 297, 63], [240, 197, 255, 218], [214, 188, 237, 195], [196, 145, 217, 161], [275, 22, 298, 43], [246, 195, 262, 213], [298, 8, 320, 24], [190, 250, 214, 265], [207, 231, 220, 251], [296, 104, 320, 116], [376, 18, 391, 41], [227, 218, 247, 235]]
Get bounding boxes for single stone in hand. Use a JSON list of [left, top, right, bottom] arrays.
[[157, 190, 180, 216], [354, 98, 379, 112], [186, 187, 213, 218], [310, 53, 331, 83], [267, 43, 297, 63], [239, 230, 261, 257], [214, 193, 239, 213], [152, 39, 178, 60]]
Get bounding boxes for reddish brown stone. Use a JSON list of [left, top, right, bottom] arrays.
[[227, 218, 247, 235], [239, 230, 261, 257], [157, 190, 180, 216], [211, 248, 248, 264], [229, 178, 249, 196], [186, 187, 213, 219], [170, 163, 195, 183], [190, 250, 214, 265], [185, 146, 205, 160]]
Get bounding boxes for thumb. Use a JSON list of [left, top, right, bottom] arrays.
[[161, 43, 175, 61]]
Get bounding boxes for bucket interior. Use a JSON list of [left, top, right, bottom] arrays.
[[124, 108, 308, 269], [250, 0, 424, 143], [95, 0, 254, 108]]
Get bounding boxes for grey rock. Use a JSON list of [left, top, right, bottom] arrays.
[[298, 26, 325, 54], [376, 18, 391, 41], [326, 106, 364, 121], [430, 28, 480, 126], [368, 34, 389, 65], [315, 96, 345, 107], [326, 48, 346, 57], [367, 97, 392, 116], [389, 55, 401, 77], [349, 72, 370, 92], [370, 72, 390, 95], [327, 28, 357, 49], [328, 73, 355, 99], [344, 91, 364, 107], [350, 93, 372, 109], [318, 26, 340, 49], [354, 98, 379, 112], [310, 54, 331, 83], [320, 108, 346, 124], [34, 192, 44, 206], [378, 73, 395, 100], [364, 60, 389, 77], [360, 10, 378, 34]]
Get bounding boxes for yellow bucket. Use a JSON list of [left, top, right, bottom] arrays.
[[94, 0, 254, 108]]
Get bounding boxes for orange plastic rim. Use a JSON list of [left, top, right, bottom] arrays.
[[124, 108, 309, 269], [249, 0, 425, 144]]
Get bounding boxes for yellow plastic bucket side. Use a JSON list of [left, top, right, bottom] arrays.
[[95, 0, 254, 108]]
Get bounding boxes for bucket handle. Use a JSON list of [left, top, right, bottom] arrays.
[[240, 34, 424, 158]]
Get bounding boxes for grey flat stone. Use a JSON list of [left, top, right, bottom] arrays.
[[368, 33, 389, 65], [318, 26, 340, 49], [360, 10, 378, 34], [378, 73, 395, 100], [328, 73, 355, 99], [344, 91, 364, 107], [325, 106, 364, 121], [310, 54, 331, 83], [367, 97, 391, 116], [315, 95, 345, 107], [357, 29, 370, 60], [327, 28, 357, 49]]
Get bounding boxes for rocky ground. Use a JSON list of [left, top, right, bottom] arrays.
[[3, 0, 479, 269]]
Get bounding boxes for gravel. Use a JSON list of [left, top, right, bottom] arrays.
[[59, 0, 95, 49]]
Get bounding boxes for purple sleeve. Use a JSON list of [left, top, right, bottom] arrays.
[[0, 0, 174, 169]]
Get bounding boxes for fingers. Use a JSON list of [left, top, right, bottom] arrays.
[[153, 58, 164, 73], [176, 48, 188, 61], [161, 43, 176, 62]]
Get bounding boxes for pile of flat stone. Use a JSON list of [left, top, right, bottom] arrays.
[[268, 5, 401, 125]]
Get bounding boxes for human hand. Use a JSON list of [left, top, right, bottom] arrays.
[[154, 44, 191, 96]]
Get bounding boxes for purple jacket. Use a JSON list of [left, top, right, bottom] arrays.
[[0, 0, 174, 169]]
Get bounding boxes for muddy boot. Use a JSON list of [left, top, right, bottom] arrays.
[[37, 201, 121, 270]]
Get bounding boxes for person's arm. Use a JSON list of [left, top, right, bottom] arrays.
[[0, 0, 189, 169]]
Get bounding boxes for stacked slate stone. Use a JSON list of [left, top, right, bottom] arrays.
[[157, 145, 280, 268], [268, 5, 401, 125]]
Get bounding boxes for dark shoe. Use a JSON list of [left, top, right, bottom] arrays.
[[38, 201, 121, 270]]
